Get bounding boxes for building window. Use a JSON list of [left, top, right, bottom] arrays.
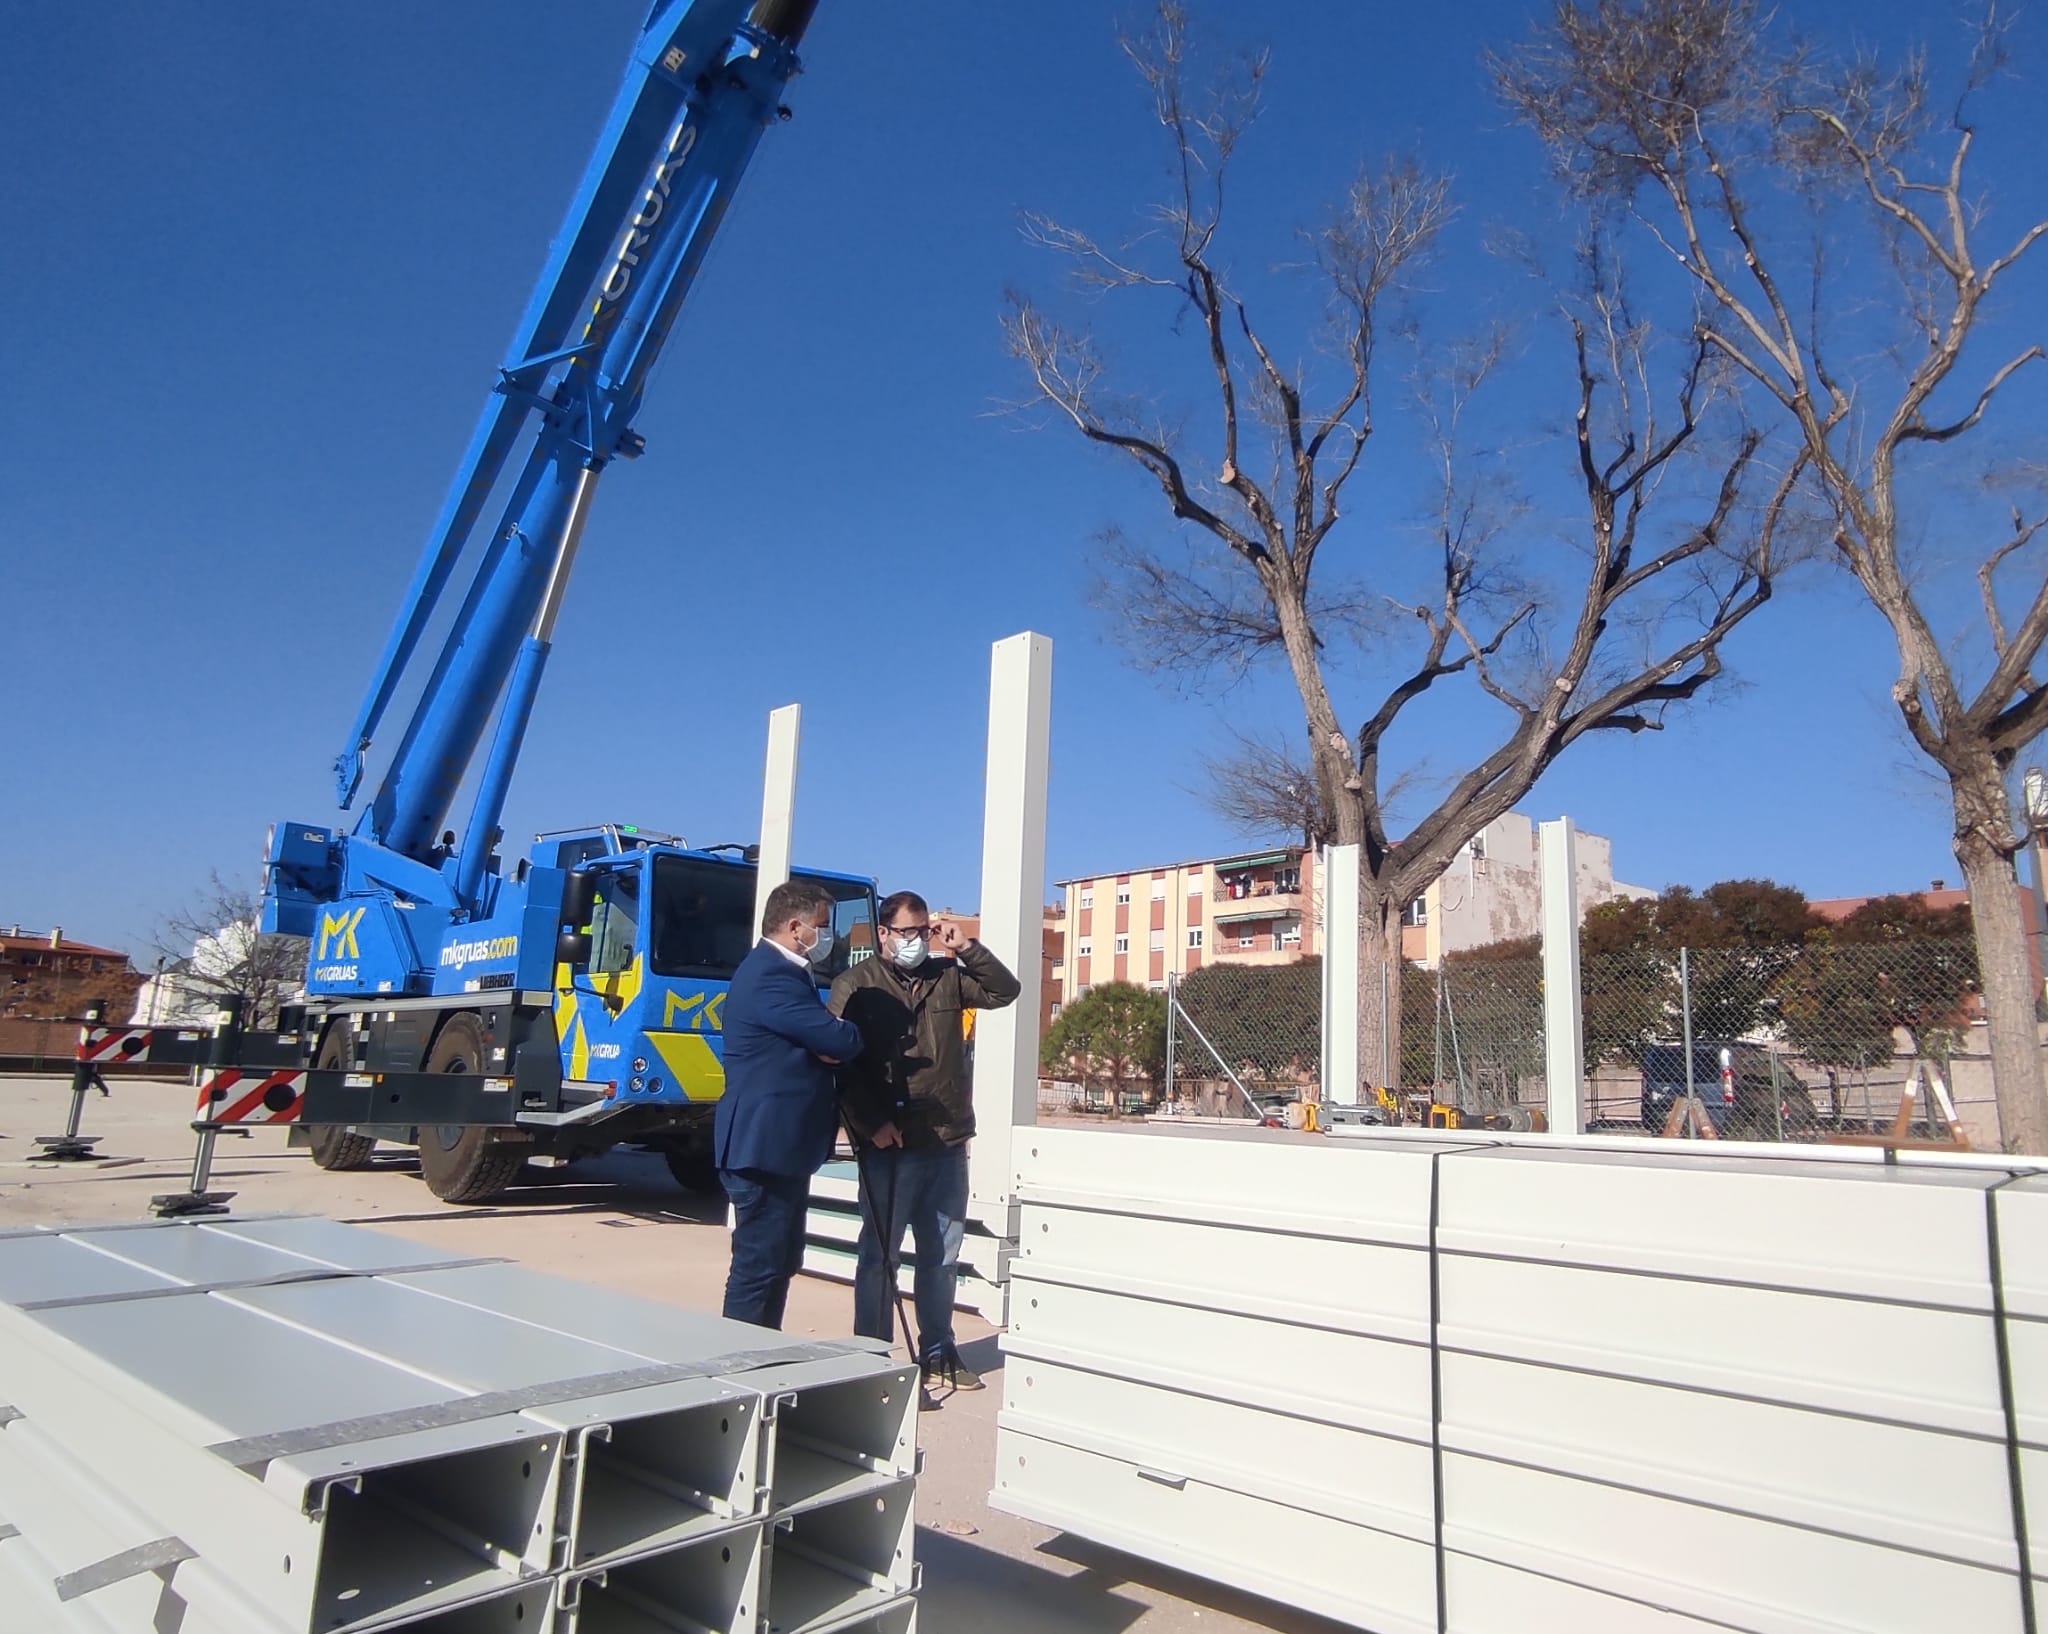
[[1114, 935, 1130, 954], [1187, 875, 1203, 894], [1051, 959, 1064, 974], [1149, 979, 1166, 991], [1277, 868, 1300, 893], [1116, 887, 1132, 906], [1281, 923, 1302, 945], [1050, 1001, 1062, 1019], [1079, 889, 1093, 909], [1402, 898, 1428, 927], [1077, 941, 1091, 958], [1151, 878, 1167, 899], [1469, 832, 1487, 861], [1187, 928, 1204, 948], [1149, 930, 1165, 952], [1239, 932, 1257, 948]]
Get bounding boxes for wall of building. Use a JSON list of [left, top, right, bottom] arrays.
[[1418, 815, 1652, 967], [0, 928, 144, 1022]]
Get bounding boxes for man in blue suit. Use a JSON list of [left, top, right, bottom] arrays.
[[715, 877, 863, 1329]]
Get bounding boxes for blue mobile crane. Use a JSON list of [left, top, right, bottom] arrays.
[[256, 0, 875, 1202]]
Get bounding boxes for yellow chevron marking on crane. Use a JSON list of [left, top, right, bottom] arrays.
[[647, 1032, 724, 1102]]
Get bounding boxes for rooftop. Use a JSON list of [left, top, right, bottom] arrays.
[[1055, 843, 1308, 889], [0, 930, 131, 961]]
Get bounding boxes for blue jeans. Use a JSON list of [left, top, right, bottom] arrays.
[[854, 1142, 968, 1361], [720, 1168, 812, 1330]]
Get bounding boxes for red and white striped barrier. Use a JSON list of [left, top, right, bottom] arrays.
[[80, 1028, 160, 1064], [193, 1070, 306, 1126]]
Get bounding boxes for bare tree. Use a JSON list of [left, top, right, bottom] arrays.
[[154, 873, 307, 1029], [1498, 0, 2048, 1149], [1005, 3, 1790, 1084]]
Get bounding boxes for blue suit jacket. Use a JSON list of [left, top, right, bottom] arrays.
[[714, 940, 864, 1177]]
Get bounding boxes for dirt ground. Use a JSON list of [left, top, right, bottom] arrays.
[[0, 1074, 1349, 1634]]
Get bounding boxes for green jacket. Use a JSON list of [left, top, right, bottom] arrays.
[[828, 941, 1021, 1148]]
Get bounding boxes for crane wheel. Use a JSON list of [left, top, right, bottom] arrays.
[[307, 1025, 377, 1171], [417, 1015, 525, 1203], [661, 1140, 721, 1194]]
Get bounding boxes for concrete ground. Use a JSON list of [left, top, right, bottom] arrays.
[[0, 1075, 1350, 1634]]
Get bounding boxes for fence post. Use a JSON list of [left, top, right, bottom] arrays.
[[1539, 818, 1586, 1134], [1679, 944, 1699, 1134], [1164, 971, 1178, 1102], [1321, 842, 1362, 1106]]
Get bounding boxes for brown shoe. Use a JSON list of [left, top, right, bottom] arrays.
[[923, 1346, 984, 1392]]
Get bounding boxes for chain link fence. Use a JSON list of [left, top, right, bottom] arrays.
[[1165, 962, 1322, 1122], [1579, 938, 1984, 1140], [1148, 936, 1988, 1143]]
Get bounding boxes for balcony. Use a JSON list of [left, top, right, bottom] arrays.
[[1212, 938, 1306, 965], [1211, 881, 1304, 923]]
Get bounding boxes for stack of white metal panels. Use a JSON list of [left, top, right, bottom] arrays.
[[996, 1125, 1458, 1634], [996, 1124, 2048, 1634], [1433, 1144, 2027, 1632], [0, 1216, 921, 1634]]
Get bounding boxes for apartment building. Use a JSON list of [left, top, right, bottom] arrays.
[[1052, 844, 1325, 1008], [1053, 814, 1649, 1007]]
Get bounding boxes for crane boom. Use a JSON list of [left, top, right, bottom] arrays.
[[333, 0, 815, 887]]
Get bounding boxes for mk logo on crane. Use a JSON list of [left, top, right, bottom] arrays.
[[313, 907, 366, 984], [318, 908, 366, 962]]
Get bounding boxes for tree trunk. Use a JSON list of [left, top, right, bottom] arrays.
[[1357, 891, 1405, 1090], [1949, 769, 2048, 1151]]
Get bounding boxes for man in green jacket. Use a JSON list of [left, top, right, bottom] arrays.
[[829, 890, 1020, 1394]]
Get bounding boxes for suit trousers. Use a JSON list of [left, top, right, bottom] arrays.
[[720, 1167, 812, 1330]]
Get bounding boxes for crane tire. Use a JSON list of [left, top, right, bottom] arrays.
[[307, 1025, 377, 1171], [417, 1015, 524, 1203]]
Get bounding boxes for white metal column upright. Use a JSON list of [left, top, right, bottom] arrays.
[[751, 703, 801, 937], [968, 632, 1052, 1227], [1321, 842, 1361, 1104], [1540, 816, 1587, 1133]]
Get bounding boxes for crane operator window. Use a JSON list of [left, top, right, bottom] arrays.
[[650, 856, 876, 983], [587, 869, 641, 975]]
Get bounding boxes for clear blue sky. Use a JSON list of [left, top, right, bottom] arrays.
[[3, 0, 2043, 958]]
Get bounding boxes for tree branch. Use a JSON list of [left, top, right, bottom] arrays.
[[1900, 347, 2046, 443]]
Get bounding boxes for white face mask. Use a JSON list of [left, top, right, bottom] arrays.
[[802, 921, 835, 965], [889, 934, 927, 969]]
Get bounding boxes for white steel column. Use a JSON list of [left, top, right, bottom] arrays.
[[968, 632, 1053, 1223], [751, 703, 800, 936], [1540, 816, 1586, 1134], [1321, 843, 1361, 1105]]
